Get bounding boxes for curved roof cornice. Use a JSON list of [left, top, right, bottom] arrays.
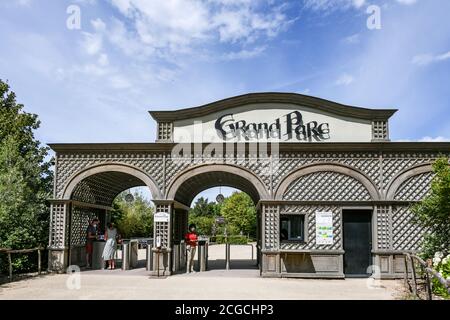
[[148, 92, 397, 122]]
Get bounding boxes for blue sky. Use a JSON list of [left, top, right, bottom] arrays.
[[1, 0, 449, 204]]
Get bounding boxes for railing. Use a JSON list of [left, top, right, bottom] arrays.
[[224, 243, 255, 270], [404, 252, 450, 300], [0, 247, 45, 282]]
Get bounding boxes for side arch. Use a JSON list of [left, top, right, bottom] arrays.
[[385, 163, 434, 200], [62, 163, 163, 202], [165, 163, 270, 205], [274, 162, 380, 201]]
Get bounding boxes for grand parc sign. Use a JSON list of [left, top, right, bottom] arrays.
[[171, 103, 374, 143], [215, 111, 331, 142]]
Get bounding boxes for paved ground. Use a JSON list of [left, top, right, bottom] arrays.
[[0, 244, 403, 300]]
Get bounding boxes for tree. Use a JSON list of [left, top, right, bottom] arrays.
[[188, 197, 220, 235], [220, 192, 256, 238], [0, 79, 53, 272], [189, 197, 220, 216], [412, 157, 450, 259], [112, 190, 154, 239]]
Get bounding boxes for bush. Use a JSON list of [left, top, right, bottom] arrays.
[[412, 157, 450, 259], [431, 252, 450, 299], [188, 215, 216, 236]]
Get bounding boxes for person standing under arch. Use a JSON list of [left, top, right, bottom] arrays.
[[185, 223, 198, 273]]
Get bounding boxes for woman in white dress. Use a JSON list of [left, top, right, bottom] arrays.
[[102, 223, 118, 270]]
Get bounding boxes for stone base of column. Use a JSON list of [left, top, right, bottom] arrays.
[[151, 249, 172, 276], [48, 248, 69, 273]]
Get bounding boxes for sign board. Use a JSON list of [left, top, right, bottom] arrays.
[[316, 212, 333, 245], [154, 212, 170, 223], [173, 104, 373, 143]]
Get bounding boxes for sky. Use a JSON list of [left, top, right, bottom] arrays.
[[1, 0, 449, 205]]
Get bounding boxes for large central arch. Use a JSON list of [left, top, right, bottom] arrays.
[[166, 163, 270, 206]]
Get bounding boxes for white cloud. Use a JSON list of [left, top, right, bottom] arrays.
[[108, 0, 292, 54], [98, 53, 109, 67], [1, 0, 33, 7], [335, 73, 354, 86], [91, 18, 106, 32], [419, 136, 450, 142], [220, 46, 266, 60], [303, 0, 366, 11], [395, 136, 450, 142], [81, 32, 103, 55], [396, 0, 417, 5], [412, 50, 450, 66]]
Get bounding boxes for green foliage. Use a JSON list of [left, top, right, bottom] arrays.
[[412, 157, 450, 259], [112, 191, 154, 239], [189, 215, 216, 236], [220, 192, 257, 238], [431, 252, 450, 299], [188, 193, 257, 238], [188, 197, 220, 235], [0, 80, 52, 273], [189, 197, 220, 217]]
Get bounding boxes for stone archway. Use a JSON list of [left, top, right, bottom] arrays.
[[49, 163, 162, 271], [164, 163, 270, 273], [62, 163, 163, 202], [274, 162, 380, 201], [385, 163, 434, 200], [166, 163, 270, 206]]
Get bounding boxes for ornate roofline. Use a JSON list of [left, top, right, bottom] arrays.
[[148, 92, 397, 122], [48, 142, 450, 154]]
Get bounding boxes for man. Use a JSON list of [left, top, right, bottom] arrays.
[[85, 218, 99, 268], [185, 223, 198, 273]]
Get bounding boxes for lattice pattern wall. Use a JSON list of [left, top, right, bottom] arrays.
[[70, 207, 102, 246], [382, 153, 441, 190], [55, 154, 164, 200], [283, 171, 372, 201], [154, 204, 171, 248], [158, 122, 173, 140], [394, 172, 434, 201], [71, 172, 143, 206], [263, 205, 279, 250], [50, 203, 66, 248], [372, 121, 388, 140], [272, 153, 381, 191], [376, 206, 390, 250], [392, 206, 424, 251], [164, 157, 272, 193], [280, 205, 342, 250], [52, 149, 447, 259]]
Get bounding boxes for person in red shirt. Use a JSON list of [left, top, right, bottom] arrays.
[[185, 223, 198, 273]]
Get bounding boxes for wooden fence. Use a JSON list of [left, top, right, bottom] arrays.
[[0, 247, 44, 281], [404, 252, 450, 300]]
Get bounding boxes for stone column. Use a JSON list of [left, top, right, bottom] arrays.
[[152, 200, 174, 276], [48, 200, 71, 272], [261, 203, 281, 276]]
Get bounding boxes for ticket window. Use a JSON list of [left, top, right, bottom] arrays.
[[280, 215, 305, 242]]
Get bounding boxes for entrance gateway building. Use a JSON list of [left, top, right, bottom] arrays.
[[47, 93, 450, 278]]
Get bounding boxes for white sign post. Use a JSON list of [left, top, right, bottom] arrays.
[[154, 212, 170, 223], [316, 212, 333, 245]]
